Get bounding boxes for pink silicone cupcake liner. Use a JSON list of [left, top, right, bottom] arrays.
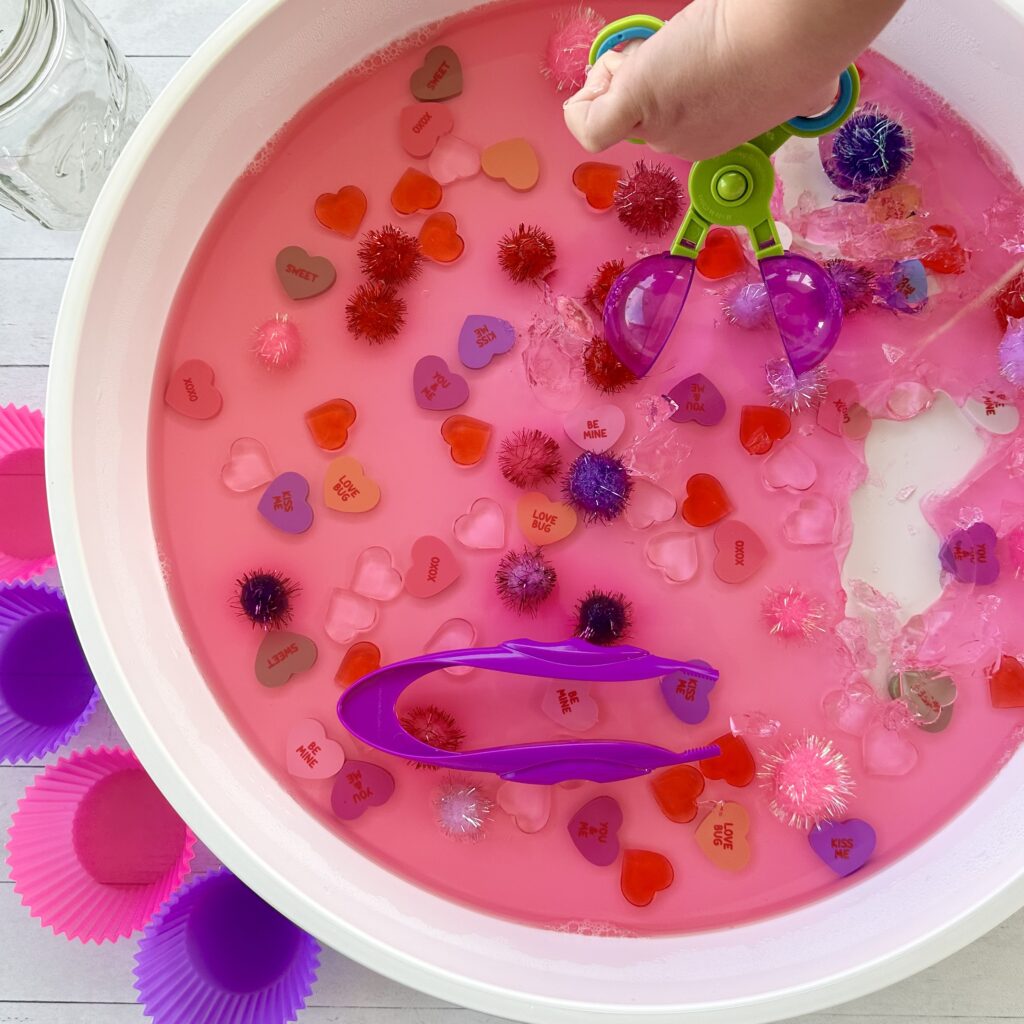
[[134, 868, 321, 1024], [0, 405, 56, 584], [6, 747, 196, 942], [0, 583, 100, 763]]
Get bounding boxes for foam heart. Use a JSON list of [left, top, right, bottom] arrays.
[[398, 103, 453, 157], [409, 44, 463, 101], [540, 682, 598, 733], [441, 414, 492, 466], [989, 655, 1024, 709], [258, 472, 314, 534], [696, 228, 747, 280], [255, 631, 318, 687], [699, 733, 755, 787], [739, 405, 791, 455], [428, 134, 481, 184], [667, 372, 726, 427], [712, 520, 766, 584], [330, 760, 395, 820], [481, 137, 540, 192], [808, 819, 876, 877], [391, 167, 443, 215], [304, 398, 357, 451], [888, 669, 957, 725], [323, 456, 381, 513], [963, 386, 1020, 435], [571, 161, 622, 211], [458, 314, 516, 369], [783, 495, 836, 546], [862, 720, 918, 776], [335, 641, 381, 687], [413, 355, 470, 411], [324, 589, 379, 644], [498, 781, 552, 834], [313, 185, 367, 237], [275, 245, 337, 299], [817, 379, 871, 439], [221, 437, 274, 492], [351, 546, 404, 601], [695, 801, 751, 871], [762, 444, 817, 491], [453, 497, 505, 549], [286, 719, 346, 780], [516, 492, 577, 547], [620, 849, 674, 907], [644, 531, 698, 584], [568, 795, 622, 866], [681, 473, 731, 528], [420, 211, 465, 264], [625, 479, 677, 530], [164, 359, 223, 420], [405, 535, 461, 598], [563, 404, 625, 453], [939, 521, 1000, 584], [650, 764, 705, 823], [660, 663, 716, 724], [424, 618, 476, 676]]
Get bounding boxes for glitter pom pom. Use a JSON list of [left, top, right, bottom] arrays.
[[1007, 525, 1024, 578], [723, 281, 771, 329], [758, 734, 854, 830], [499, 428, 562, 488], [495, 547, 557, 615], [575, 588, 632, 645], [564, 450, 633, 523], [582, 335, 637, 394], [995, 270, 1024, 330], [766, 358, 829, 413], [614, 160, 684, 236], [824, 259, 876, 315], [584, 259, 625, 314], [761, 585, 827, 641], [824, 106, 914, 196], [433, 778, 493, 840], [345, 281, 407, 344], [234, 569, 299, 630], [252, 314, 302, 370], [400, 705, 465, 769], [357, 225, 424, 286], [540, 4, 604, 93], [999, 318, 1024, 388], [497, 224, 557, 283]]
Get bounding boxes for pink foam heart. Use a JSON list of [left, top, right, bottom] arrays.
[[453, 496, 505, 549], [762, 444, 817, 491], [713, 520, 767, 584], [645, 531, 699, 584], [540, 682, 599, 732], [783, 495, 836, 545], [164, 359, 222, 420], [625, 479, 677, 531], [221, 437, 275, 492], [351, 546, 404, 601], [568, 795, 622, 867], [324, 588, 379, 644], [398, 103, 454, 158], [331, 760, 395, 820], [286, 719, 346, 780], [405, 535, 461, 598], [497, 781, 552, 834], [428, 134, 480, 185], [563, 404, 625, 453], [424, 618, 476, 676]]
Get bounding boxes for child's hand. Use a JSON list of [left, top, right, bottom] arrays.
[[564, 0, 905, 161]]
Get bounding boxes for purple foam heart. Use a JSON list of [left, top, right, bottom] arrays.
[[939, 521, 999, 585], [458, 315, 515, 370], [808, 818, 876, 877], [413, 354, 470, 411], [257, 472, 313, 534], [660, 662, 716, 724], [330, 760, 395, 820], [567, 795, 622, 867], [667, 373, 726, 427]]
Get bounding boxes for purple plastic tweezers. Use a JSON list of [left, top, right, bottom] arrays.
[[337, 637, 720, 785]]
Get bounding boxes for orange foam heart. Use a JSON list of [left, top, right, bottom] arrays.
[[305, 398, 357, 451], [620, 849, 674, 907], [650, 764, 705, 823], [681, 473, 731, 527], [695, 801, 751, 871], [419, 211, 464, 264], [516, 492, 578, 547], [323, 456, 381, 513], [391, 167, 443, 216], [699, 733, 755, 787], [481, 138, 540, 192], [989, 654, 1024, 709], [696, 228, 747, 280], [314, 185, 367, 238], [572, 161, 622, 211], [441, 414, 492, 466], [739, 405, 791, 455], [335, 641, 382, 687]]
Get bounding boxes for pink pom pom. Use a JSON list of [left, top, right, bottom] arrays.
[[541, 5, 604, 93], [762, 585, 827, 641], [759, 734, 854, 830], [252, 314, 302, 370], [433, 778, 493, 841]]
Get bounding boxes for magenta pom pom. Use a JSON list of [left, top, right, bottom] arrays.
[[540, 5, 604, 93], [400, 704, 465, 769], [495, 547, 557, 614], [999, 318, 1024, 388], [762, 585, 827, 641], [252, 314, 302, 370], [614, 160, 685, 236], [723, 281, 772, 330], [766, 358, 829, 413], [434, 778, 493, 840], [499, 428, 562, 488], [759, 734, 854, 830]]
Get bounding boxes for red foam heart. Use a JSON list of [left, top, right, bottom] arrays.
[[681, 473, 731, 527], [572, 161, 622, 211], [699, 733, 756, 787], [650, 764, 705, 823], [921, 224, 968, 275], [391, 167, 443, 215], [305, 398, 357, 451], [419, 211, 464, 264], [620, 849, 674, 907], [441, 414, 492, 467], [989, 654, 1024, 709], [335, 641, 381, 687], [739, 405, 791, 455], [696, 228, 747, 280], [314, 185, 367, 238]]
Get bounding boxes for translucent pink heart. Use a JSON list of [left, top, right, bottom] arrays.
[[405, 535, 461, 598], [567, 795, 622, 867], [330, 760, 395, 820], [540, 682, 599, 732], [862, 721, 918, 776], [808, 818, 876, 877], [497, 781, 552, 834], [453, 496, 505, 549], [886, 380, 934, 420], [645, 531, 699, 584], [351, 546, 404, 601], [221, 437, 274, 492], [713, 520, 767, 584], [398, 103, 454, 157], [428, 134, 481, 185], [762, 444, 817, 491], [667, 372, 727, 427], [563, 404, 625, 453], [424, 618, 476, 676], [625, 479, 677, 530], [286, 719, 346, 780], [324, 589, 379, 644], [822, 682, 879, 737], [783, 495, 836, 545], [412, 354, 470, 411]]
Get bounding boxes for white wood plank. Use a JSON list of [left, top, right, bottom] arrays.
[[87, 0, 243, 58], [0, 367, 48, 409], [0, 261, 66, 367]]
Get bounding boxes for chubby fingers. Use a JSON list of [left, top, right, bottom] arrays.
[[563, 50, 644, 153]]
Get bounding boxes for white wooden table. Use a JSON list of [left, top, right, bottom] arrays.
[[2, 1, 1024, 1020]]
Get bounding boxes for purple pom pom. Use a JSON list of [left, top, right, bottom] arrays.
[[564, 451, 633, 523], [575, 588, 632, 645], [723, 281, 771, 330], [495, 547, 557, 615], [824, 105, 914, 196], [824, 259, 876, 314], [1000, 318, 1024, 388], [234, 569, 299, 629]]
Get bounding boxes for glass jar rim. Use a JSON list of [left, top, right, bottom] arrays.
[[0, 0, 64, 120]]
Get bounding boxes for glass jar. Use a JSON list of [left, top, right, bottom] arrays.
[[0, 0, 149, 229]]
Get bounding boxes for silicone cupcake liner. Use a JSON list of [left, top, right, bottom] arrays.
[[6, 747, 196, 942], [0, 583, 100, 763], [0, 405, 56, 583], [134, 868, 321, 1024]]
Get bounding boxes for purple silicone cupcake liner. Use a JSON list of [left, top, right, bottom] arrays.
[[0, 583, 99, 763], [133, 868, 321, 1024]]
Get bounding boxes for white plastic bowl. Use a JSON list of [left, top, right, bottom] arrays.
[[46, 1, 1024, 1021]]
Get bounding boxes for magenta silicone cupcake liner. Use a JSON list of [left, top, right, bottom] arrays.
[[0, 582, 100, 763], [134, 868, 321, 1024], [6, 746, 196, 942], [0, 405, 56, 584]]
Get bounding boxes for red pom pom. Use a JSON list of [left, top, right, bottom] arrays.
[[995, 269, 1024, 330], [582, 335, 637, 394], [498, 428, 562, 488], [614, 160, 684, 236], [497, 224, 557, 283], [358, 224, 424, 285], [584, 259, 625, 315], [345, 281, 406, 344]]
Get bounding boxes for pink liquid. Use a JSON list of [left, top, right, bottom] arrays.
[[150, 0, 1024, 935]]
